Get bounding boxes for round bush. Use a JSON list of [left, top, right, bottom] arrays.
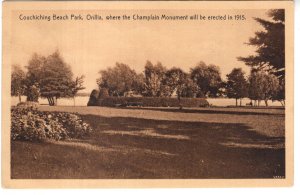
[[11, 107, 92, 142]]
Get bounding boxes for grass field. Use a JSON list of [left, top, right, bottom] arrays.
[[11, 106, 285, 179]]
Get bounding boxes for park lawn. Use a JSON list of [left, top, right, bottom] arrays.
[[11, 106, 285, 179]]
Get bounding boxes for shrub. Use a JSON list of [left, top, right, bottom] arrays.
[[97, 97, 209, 107], [11, 107, 92, 142], [51, 112, 92, 138], [87, 89, 99, 106], [26, 85, 40, 102], [99, 88, 109, 98]]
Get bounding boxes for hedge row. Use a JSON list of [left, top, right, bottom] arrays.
[[90, 97, 209, 107]]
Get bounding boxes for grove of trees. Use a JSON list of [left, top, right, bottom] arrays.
[[11, 51, 85, 106], [238, 9, 285, 106], [96, 61, 283, 107], [97, 60, 224, 101], [248, 70, 280, 106]]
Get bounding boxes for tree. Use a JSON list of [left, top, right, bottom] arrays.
[[181, 77, 198, 98], [11, 64, 26, 103], [248, 70, 279, 106], [70, 75, 85, 106], [162, 68, 188, 100], [26, 85, 40, 103], [238, 10, 285, 80], [39, 51, 74, 106], [132, 73, 145, 95], [144, 61, 166, 97], [226, 68, 248, 106], [263, 72, 280, 106], [97, 63, 139, 96], [190, 61, 222, 97], [25, 53, 45, 101], [275, 80, 285, 106], [99, 88, 109, 99]]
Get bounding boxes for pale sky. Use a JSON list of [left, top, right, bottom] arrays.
[[11, 9, 269, 93]]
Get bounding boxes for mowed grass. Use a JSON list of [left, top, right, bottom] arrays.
[[11, 106, 285, 179]]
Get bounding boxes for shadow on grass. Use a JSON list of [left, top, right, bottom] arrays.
[[81, 115, 285, 179], [117, 107, 285, 116], [11, 114, 285, 179]]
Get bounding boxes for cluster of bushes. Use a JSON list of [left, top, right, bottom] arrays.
[[89, 96, 209, 108], [11, 106, 92, 142]]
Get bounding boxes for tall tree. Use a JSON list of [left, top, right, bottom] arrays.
[[162, 67, 188, 100], [181, 77, 198, 98], [226, 68, 249, 106], [144, 61, 166, 97], [25, 53, 45, 101], [11, 64, 26, 103], [190, 61, 222, 97], [248, 70, 279, 106], [132, 73, 145, 95], [39, 51, 74, 106], [97, 63, 139, 96], [238, 9, 285, 79]]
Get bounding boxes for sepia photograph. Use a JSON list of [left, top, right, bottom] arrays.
[[2, 0, 294, 188]]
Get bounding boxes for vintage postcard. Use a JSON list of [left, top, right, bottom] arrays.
[[2, 0, 294, 188]]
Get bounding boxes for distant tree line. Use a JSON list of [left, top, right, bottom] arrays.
[[96, 61, 283, 107], [97, 61, 222, 101], [11, 50, 85, 106]]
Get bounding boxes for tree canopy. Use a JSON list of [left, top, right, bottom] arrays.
[[97, 63, 140, 97], [161, 67, 188, 99], [11, 64, 26, 103], [226, 68, 248, 106], [144, 61, 166, 97], [238, 9, 285, 79], [39, 51, 75, 105], [190, 61, 222, 97], [248, 70, 279, 106]]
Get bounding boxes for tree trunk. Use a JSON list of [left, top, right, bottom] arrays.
[[264, 99, 268, 107], [236, 98, 238, 107], [50, 97, 54, 106], [47, 96, 57, 106], [47, 97, 52, 106], [54, 97, 57, 106], [18, 94, 21, 103], [258, 100, 261, 107], [178, 93, 183, 110]]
